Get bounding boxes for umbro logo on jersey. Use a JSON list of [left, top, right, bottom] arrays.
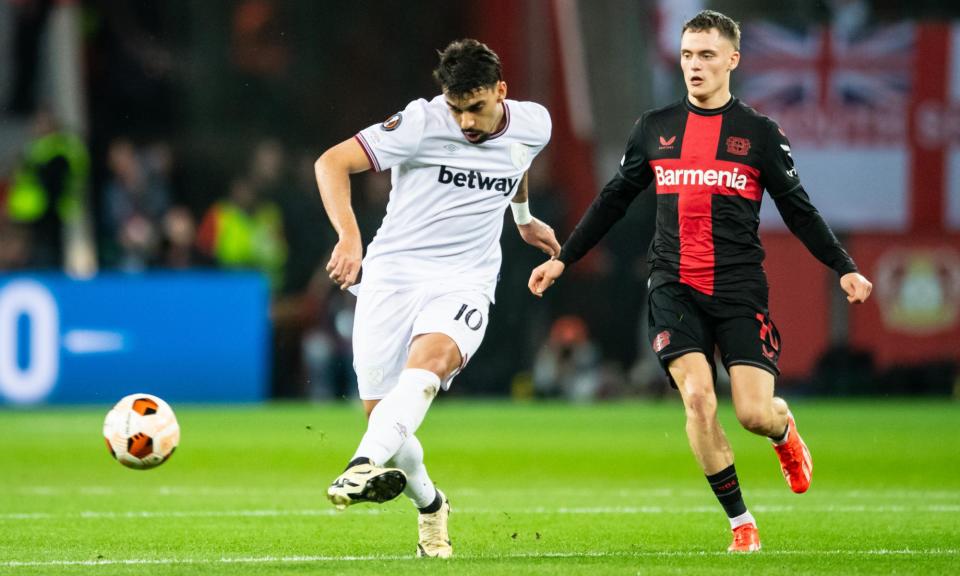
[[443, 144, 460, 153], [659, 135, 676, 150], [438, 165, 519, 196]]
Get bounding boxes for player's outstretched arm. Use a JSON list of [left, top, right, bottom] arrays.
[[315, 138, 372, 290], [528, 259, 565, 297], [512, 173, 561, 257], [840, 272, 872, 304], [527, 172, 645, 298], [771, 186, 869, 302]]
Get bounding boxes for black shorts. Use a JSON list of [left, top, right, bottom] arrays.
[[647, 282, 781, 387]]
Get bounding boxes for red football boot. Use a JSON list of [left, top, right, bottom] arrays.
[[773, 411, 813, 494], [728, 523, 761, 552]]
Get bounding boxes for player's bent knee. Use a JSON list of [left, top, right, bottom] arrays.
[[735, 410, 770, 434], [406, 362, 453, 386], [407, 334, 462, 381], [681, 387, 718, 422], [400, 368, 441, 398]]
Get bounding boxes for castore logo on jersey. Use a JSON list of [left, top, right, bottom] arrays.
[[659, 135, 677, 150]]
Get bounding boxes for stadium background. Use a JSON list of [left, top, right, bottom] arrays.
[[2, 0, 960, 405]]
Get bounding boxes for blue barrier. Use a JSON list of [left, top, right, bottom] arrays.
[[0, 272, 270, 405]]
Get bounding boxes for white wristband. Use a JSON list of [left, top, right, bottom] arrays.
[[511, 200, 533, 225]]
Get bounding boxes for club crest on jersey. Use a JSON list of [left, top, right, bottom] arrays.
[[726, 136, 750, 156], [380, 113, 402, 131], [510, 142, 530, 169], [438, 165, 519, 196]]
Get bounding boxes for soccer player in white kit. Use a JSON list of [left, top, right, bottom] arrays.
[[314, 39, 558, 558]]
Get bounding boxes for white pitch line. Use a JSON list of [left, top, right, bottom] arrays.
[[17, 486, 960, 500], [1, 549, 958, 568], [0, 513, 51, 520], [0, 509, 372, 521], [2, 504, 959, 522]]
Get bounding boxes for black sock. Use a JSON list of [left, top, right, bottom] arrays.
[[346, 456, 370, 470], [418, 490, 443, 514], [706, 463, 747, 518], [769, 422, 789, 444]]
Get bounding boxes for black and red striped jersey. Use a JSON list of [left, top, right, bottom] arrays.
[[559, 96, 857, 297]]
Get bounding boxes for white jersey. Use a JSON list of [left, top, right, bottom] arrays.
[[354, 94, 551, 302]]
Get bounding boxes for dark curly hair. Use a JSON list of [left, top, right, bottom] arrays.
[[682, 10, 741, 51], [432, 39, 503, 97]]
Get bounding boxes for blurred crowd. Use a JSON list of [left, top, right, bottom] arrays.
[[1, 114, 295, 279], [0, 107, 362, 398], [0, 106, 674, 401]]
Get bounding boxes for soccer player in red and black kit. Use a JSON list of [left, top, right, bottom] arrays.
[[529, 10, 873, 552]]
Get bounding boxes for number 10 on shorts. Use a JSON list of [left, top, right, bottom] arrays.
[[454, 304, 483, 331]]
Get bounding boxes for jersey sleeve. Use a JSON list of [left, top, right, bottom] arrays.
[[760, 120, 802, 198], [532, 102, 552, 153], [557, 173, 644, 266], [763, 120, 858, 276], [517, 102, 552, 167], [772, 186, 859, 276], [617, 113, 654, 190], [355, 99, 427, 172]]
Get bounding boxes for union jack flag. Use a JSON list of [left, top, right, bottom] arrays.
[[737, 22, 915, 113]]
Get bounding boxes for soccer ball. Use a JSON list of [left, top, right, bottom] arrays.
[[103, 393, 180, 470]]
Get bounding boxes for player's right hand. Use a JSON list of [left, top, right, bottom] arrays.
[[528, 259, 565, 297], [326, 235, 362, 290]]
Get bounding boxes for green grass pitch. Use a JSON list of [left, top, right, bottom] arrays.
[[1, 399, 958, 575]]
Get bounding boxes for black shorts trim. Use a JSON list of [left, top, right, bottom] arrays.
[[658, 347, 717, 390], [659, 347, 707, 363], [725, 359, 780, 378]]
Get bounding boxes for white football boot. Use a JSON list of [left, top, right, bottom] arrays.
[[416, 489, 452, 558], [326, 462, 407, 510]]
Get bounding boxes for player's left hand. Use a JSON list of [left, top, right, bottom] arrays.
[[840, 272, 872, 304], [518, 218, 561, 257]]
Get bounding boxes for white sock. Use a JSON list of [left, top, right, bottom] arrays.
[[353, 369, 441, 466], [729, 510, 756, 529], [388, 435, 437, 509]]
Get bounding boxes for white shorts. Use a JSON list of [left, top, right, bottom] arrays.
[[352, 284, 490, 400]]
